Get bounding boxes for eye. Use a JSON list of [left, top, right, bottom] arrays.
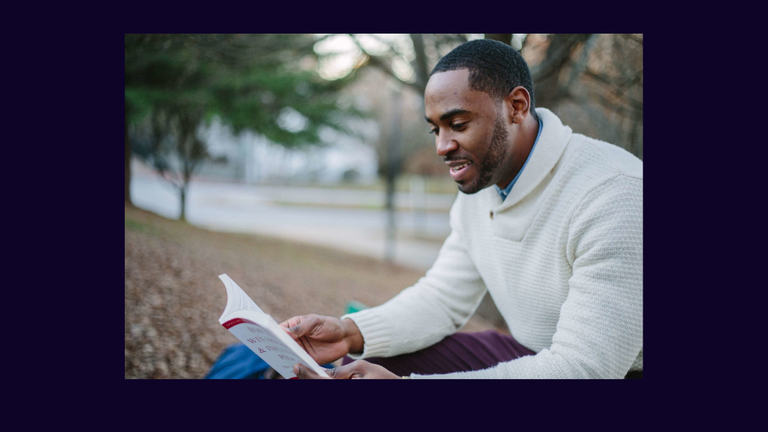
[[429, 128, 438, 135], [451, 122, 467, 130]]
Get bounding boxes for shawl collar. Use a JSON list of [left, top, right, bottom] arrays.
[[493, 107, 571, 212]]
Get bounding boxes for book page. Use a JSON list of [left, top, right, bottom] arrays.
[[223, 312, 330, 379], [218, 274, 264, 321]]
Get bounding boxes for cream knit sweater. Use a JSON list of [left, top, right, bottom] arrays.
[[343, 108, 643, 379]]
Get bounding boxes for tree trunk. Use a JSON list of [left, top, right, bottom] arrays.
[[125, 117, 132, 206], [179, 186, 187, 222], [409, 34, 430, 94], [384, 86, 402, 263]]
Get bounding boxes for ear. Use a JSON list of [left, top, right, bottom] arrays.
[[504, 86, 531, 125]]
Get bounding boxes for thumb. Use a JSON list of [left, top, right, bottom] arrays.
[[326, 362, 357, 379], [280, 324, 298, 339], [290, 316, 319, 338]]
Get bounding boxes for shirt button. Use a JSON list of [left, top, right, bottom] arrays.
[[490, 211, 494, 219]]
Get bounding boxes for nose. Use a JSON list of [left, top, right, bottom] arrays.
[[436, 133, 458, 157]]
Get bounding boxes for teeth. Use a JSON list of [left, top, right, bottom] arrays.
[[451, 162, 470, 172]]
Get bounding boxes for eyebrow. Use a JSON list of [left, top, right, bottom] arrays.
[[425, 108, 471, 124]]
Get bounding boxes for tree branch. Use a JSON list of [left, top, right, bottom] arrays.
[[583, 68, 643, 108], [362, 53, 399, 81], [564, 34, 599, 90], [596, 93, 643, 117], [348, 34, 423, 94], [158, 167, 183, 191], [565, 89, 642, 120], [531, 34, 589, 82], [356, 34, 398, 57], [409, 34, 430, 94], [148, 138, 183, 190], [622, 34, 643, 46]]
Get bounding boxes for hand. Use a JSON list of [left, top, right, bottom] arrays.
[[279, 314, 363, 365], [293, 360, 401, 379]]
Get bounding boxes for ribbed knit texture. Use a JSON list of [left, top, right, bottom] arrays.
[[342, 108, 643, 379]]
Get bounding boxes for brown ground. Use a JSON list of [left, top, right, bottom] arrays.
[[125, 204, 501, 379]]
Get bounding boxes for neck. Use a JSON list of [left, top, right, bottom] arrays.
[[495, 113, 539, 190]]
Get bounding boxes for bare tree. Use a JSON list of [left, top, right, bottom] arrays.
[[525, 34, 643, 159], [343, 33, 643, 160], [131, 108, 208, 221]]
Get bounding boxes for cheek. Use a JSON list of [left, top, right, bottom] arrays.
[[469, 129, 494, 157]]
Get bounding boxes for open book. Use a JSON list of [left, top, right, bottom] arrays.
[[217, 274, 330, 379]]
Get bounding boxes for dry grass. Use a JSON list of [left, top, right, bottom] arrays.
[[124, 204, 499, 379]]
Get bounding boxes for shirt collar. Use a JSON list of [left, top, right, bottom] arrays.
[[494, 116, 543, 201]]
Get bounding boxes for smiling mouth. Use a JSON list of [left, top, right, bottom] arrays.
[[450, 161, 471, 173], [448, 160, 473, 181]]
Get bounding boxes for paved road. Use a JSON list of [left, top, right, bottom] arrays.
[[130, 174, 457, 272]]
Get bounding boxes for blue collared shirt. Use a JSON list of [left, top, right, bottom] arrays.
[[494, 117, 543, 201]]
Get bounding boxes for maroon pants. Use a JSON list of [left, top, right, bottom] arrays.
[[342, 330, 536, 376]]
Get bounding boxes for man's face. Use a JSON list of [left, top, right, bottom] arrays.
[[424, 69, 514, 194]]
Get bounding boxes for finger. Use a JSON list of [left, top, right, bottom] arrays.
[[293, 363, 327, 380], [279, 324, 297, 339], [279, 315, 304, 329], [326, 361, 362, 379], [290, 315, 319, 339], [279, 316, 307, 340]]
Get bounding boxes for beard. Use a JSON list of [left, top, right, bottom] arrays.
[[456, 117, 509, 195]]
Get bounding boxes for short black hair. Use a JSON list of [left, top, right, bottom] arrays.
[[431, 39, 537, 121]]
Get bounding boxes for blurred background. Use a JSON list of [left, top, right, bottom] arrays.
[[124, 34, 643, 378]]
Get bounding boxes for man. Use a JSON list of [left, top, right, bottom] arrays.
[[281, 39, 643, 379]]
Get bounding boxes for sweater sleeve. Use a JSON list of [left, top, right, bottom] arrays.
[[414, 174, 643, 379], [341, 195, 488, 360]]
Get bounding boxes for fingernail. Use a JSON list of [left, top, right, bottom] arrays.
[[293, 364, 299, 374]]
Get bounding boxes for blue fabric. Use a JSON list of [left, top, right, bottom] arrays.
[[204, 343, 270, 379], [204, 343, 333, 379], [495, 116, 543, 201]]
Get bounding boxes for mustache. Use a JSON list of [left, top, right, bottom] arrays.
[[443, 155, 472, 162]]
